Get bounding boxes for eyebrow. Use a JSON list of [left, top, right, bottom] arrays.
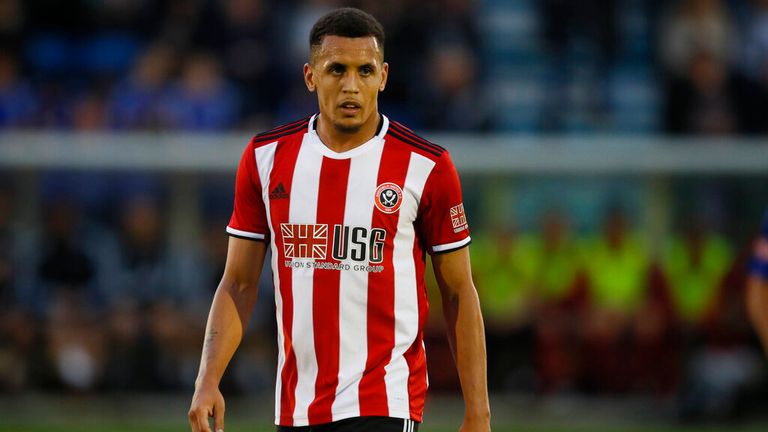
[[326, 62, 377, 71]]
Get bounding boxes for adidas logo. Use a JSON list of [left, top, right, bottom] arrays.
[[269, 182, 289, 200]]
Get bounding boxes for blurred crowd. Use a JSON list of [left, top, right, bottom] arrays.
[[445, 205, 763, 419], [0, 0, 485, 131], [658, 0, 768, 134], [1, 0, 768, 132], [1, 171, 766, 423], [1, 0, 768, 422], [0, 175, 279, 395]]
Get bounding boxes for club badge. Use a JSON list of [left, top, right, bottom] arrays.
[[374, 182, 403, 214]]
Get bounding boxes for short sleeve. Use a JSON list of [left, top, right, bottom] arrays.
[[226, 142, 269, 241], [416, 151, 471, 254]]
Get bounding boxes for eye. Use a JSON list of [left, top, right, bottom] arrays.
[[329, 64, 344, 75], [360, 66, 374, 76]]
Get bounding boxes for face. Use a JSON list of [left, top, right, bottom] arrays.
[[304, 35, 388, 134]]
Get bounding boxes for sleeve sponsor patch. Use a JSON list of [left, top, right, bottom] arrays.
[[450, 203, 468, 233]]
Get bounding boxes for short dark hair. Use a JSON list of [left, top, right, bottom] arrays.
[[309, 8, 385, 56]]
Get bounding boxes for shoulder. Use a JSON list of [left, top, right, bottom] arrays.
[[249, 116, 311, 149], [384, 119, 448, 163]]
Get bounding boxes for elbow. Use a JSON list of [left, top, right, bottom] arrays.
[[218, 275, 259, 296], [235, 281, 259, 295]]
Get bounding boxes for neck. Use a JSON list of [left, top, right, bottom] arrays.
[[316, 112, 381, 153]]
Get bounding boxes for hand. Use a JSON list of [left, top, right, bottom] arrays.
[[188, 382, 225, 432], [459, 415, 491, 432]]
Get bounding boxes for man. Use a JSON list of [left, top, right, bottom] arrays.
[[747, 209, 768, 355], [188, 8, 490, 432]]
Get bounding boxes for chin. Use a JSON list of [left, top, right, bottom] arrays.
[[332, 118, 364, 133]]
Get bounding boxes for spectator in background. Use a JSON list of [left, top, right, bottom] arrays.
[[740, 0, 768, 131], [662, 219, 733, 331], [0, 52, 38, 128], [472, 226, 536, 391], [579, 207, 650, 393], [37, 199, 106, 390], [155, 0, 205, 50], [107, 195, 202, 390], [658, 0, 768, 134], [421, 0, 485, 130], [70, 89, 109, 130], [0, 185, 38, 391], [204, 0, 280, 128], [660, 0, 737, 77], [663, 50, 766, 134], [0, 0, 24, 53], [159, 52, 240, 130], [539, 0, 619, 130], [419, 43, 490, 131], [109, 43, 175, 130], [532, 211, 584, 394], [743, 0, 768, 80]]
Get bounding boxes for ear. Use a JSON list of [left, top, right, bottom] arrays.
[[379, 62, 389, 92], [304, 63, 316, 92]]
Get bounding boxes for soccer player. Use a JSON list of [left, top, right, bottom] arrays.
[[188, 7, 490, 432], [747, 209, 768, 355]]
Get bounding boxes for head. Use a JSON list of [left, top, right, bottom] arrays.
[[304, 8, 388, 134]]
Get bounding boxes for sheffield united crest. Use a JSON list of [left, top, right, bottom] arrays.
[[374, 182, 403, 214]]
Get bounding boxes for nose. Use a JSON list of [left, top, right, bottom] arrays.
[[340, 71, 360, 94]]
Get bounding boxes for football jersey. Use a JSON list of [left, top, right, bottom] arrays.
[[227, 114, 471, 426]]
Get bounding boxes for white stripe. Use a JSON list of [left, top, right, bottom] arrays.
[[384, 152, 435, 415], [409, 419, 414, 432], [331, 139, 385, 420], [431, 236, 472, 253], [225, 226, 265, 240], [253, 142, 282, 423], [288, 135, 322, 425]]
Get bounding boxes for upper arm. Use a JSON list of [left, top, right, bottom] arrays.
[[223, 236, 268, 288], [431, 246, 475, 299], [223, 138, 271, 287]]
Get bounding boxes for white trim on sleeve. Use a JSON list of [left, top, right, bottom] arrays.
[[431, 236, 472, 253], [226, 226, 266, 240]]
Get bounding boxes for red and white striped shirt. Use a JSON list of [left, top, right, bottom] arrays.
[[227, 114, 471, 426]]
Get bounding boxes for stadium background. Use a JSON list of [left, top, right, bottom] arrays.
[[1, 0, 768, 430]]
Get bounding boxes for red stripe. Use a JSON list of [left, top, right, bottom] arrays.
[[307, 157, 350, 423], [254, 118, 309, 141], [405, 235, 429, 421], [359, 141, 410, 416], [271, 136, 304, 426], [253, 121, 309, 145], [389, 121, 444, 153]]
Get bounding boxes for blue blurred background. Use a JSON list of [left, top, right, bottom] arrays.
[[1, 0, 768, 430]]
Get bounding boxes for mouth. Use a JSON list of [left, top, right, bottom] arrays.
[[338, 101, 362, 116]]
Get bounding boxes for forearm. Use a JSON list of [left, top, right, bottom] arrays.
[[747, 276, 768, 355], [196, 277, 259, 387], [442, 286, 491, 421]]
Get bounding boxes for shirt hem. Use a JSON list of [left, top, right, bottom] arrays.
[[276, 409, 418, 426]]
